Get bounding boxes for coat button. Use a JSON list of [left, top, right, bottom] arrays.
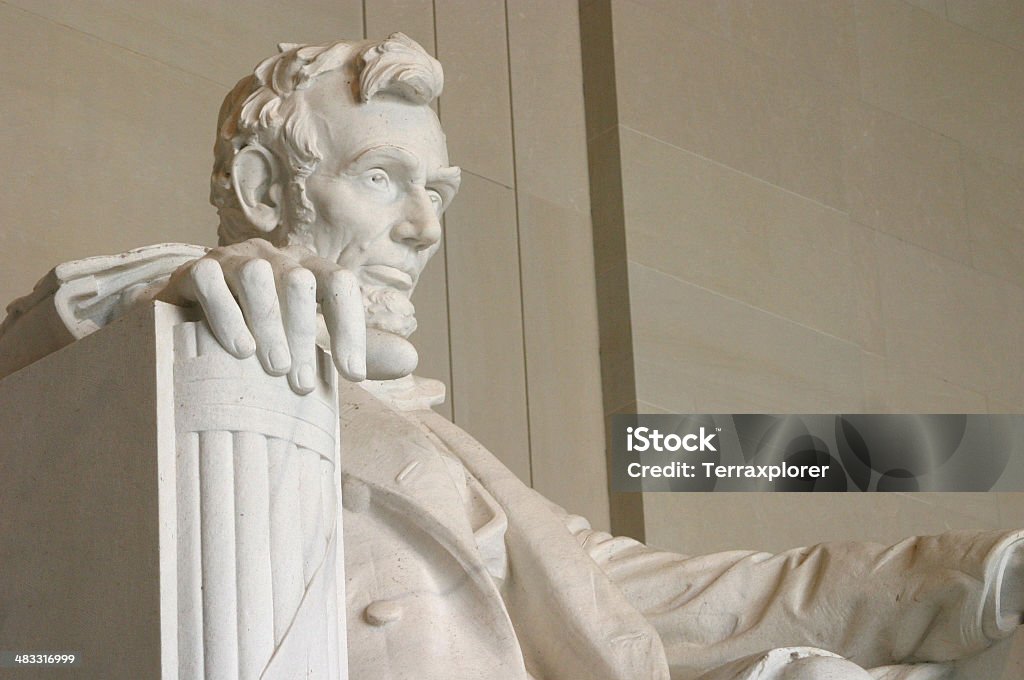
[[364, 600, 403, 626]]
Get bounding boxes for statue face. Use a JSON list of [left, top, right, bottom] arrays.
[[300, 87, 460, 336]]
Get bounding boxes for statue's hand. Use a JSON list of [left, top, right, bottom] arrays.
[[158, 238, 366, 393]]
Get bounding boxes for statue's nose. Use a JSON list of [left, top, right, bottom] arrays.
[[391, 192, 441, 250]]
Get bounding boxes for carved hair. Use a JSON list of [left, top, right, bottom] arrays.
[[210, 33, 444, 246]]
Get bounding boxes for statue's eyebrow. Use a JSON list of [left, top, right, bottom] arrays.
[[346, 145, 423, 178], [427, 165, 461, 204]]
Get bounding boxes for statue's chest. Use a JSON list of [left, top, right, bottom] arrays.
[[340, 464, 524, 679]]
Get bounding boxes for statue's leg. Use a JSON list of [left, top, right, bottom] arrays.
[[777, 656, 873, 680], [867, 664, 954, 680], [695, 647, 872, 680]]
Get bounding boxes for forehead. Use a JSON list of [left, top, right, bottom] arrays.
[[305, 85, 449, 176]]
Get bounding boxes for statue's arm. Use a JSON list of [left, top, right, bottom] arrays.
[[0, 238, 383, 388], [568, 517, 1023, 670], [0, 243, 208, 378]]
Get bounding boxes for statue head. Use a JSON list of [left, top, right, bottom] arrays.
[[211, 34, 461, 338]]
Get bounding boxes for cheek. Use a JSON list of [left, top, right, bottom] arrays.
[[310, 185, 354, 229], [311, 183, 392, 237], [306, 181, 360, 257]]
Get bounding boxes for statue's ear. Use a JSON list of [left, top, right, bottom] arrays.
[[230, 144, 283, 234]]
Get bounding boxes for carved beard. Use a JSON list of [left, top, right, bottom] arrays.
[[362, 285, 417, 338]]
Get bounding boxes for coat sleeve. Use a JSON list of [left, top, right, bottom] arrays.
[[0, 243, 207, 378], [565, 514, 1023, 672]]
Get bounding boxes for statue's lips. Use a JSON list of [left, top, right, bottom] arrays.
[[361, 264, 415, 291]]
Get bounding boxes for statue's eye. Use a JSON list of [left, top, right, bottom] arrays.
[[368, 169, 390, 188], [427, 189, 443, 214]]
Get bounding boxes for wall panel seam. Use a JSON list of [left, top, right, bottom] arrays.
[[504, 0, 533, 488]]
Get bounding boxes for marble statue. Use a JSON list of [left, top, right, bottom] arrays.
[[0, 34, 1022, 680]]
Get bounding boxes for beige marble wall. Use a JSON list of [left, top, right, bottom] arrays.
[[589, 0, 1024, 552], [0, 1, 609, 529]]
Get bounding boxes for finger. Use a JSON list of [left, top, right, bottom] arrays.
[[297, 253, 367, 382], [319, 268, 366, 381], [278, 264, 318, 394], [156, 261, 197, 306], [188, 258, 255, 358], [224, 257, 290, 376]]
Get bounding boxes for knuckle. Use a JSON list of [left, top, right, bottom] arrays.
[[238, 258, 273, 287], [326, 268, 358, 295], [190, 258, 222, 287], [283, 267, 316, 294]]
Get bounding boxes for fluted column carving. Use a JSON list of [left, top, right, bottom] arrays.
[[173, 320, 343, 679]]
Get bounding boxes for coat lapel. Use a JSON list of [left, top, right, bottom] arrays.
[[338, 381, 504, 601], [417, 409, 671, 680]]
